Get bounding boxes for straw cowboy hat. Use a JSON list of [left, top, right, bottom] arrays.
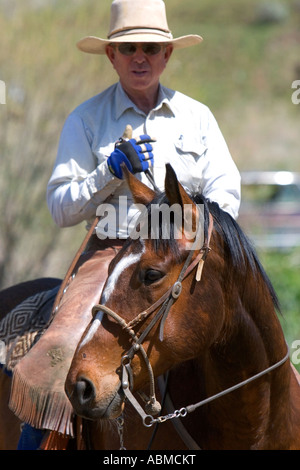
[[77, 0, 203, 54]]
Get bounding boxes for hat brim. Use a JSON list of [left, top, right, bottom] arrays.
[[77, 33, 202, 54]]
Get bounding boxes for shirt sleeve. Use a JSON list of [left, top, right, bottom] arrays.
[[46, 112, 122, 227], [200, 108, 241, 219]]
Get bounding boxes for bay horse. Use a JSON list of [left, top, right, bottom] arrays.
[[65, 164, 300, 450]]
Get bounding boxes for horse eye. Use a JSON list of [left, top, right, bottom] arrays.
[[142, 269, 164, 285]]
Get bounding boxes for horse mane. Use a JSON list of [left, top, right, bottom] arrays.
[[204, 197, 280, 313], [139, 190, 280, 313]]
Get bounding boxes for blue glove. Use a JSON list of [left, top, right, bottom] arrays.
[[107, 135, 155, 179]]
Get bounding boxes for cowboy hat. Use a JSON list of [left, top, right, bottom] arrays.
[[77, 0, 202, 54]]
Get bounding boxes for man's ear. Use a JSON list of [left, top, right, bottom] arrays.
[[164, 44, 173, 65], [105, 45, 116, 66]]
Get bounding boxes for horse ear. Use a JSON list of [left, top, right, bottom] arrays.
[[164, 163, 185, 207], [164, 163, 195, 211], [164, 164, 200, 244], [122, 164, 156, 205]]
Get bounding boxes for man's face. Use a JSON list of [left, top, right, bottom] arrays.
[[106, 42, 173, 97]]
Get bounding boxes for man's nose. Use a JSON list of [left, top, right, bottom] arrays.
[[132, 46, 147, 60]]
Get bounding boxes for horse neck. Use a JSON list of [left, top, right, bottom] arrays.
[[222, 257, 287, 367], [198, 259, 291, 449]]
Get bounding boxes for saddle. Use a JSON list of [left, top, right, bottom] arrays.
[[9, 237, 124, 442]]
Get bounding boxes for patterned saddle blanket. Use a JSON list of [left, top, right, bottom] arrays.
[[0, 286, 59, 372]]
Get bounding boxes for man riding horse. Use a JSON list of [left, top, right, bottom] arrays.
[[6, 0, 241, 449]]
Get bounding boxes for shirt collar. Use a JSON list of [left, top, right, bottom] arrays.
[[114, 82, 175, 120]]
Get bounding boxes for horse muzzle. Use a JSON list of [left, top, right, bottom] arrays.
[[65, 375, 125, 420]]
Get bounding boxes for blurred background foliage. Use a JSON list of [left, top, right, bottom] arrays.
[[0, 0, 299, 359]]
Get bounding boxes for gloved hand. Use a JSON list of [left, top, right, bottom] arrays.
[[107, 134, 155, 179]]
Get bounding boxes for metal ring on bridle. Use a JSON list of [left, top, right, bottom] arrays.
[[172, 281, 182, 299], [143, 415, 155, 428], [121, 354, 131, 366]]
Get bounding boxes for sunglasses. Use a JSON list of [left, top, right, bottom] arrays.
[[114, 43, 164, 56]]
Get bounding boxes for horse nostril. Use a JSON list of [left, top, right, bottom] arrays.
[[75, 377, 95, 406]]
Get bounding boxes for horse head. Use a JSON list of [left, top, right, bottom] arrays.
[[65, 165, 298, 451], [65, 164, 223, 420]]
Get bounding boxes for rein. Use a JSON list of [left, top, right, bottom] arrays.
[[146, 346, 290, 427]]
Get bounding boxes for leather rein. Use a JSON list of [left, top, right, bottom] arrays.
[[91, 212, 290, 449]]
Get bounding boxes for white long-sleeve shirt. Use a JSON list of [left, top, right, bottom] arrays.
[[47, 82, 240, 238]]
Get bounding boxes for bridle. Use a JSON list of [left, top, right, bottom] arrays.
[[91, 211, 290, 448], [92, 213, 214, 414]]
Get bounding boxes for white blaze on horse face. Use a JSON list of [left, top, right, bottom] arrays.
[[101, 249, 144, 304], [78, 249, 144, 350], [78, 318, 102, 350]]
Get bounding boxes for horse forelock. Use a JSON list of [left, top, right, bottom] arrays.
[[134, 191, 209, 260]]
